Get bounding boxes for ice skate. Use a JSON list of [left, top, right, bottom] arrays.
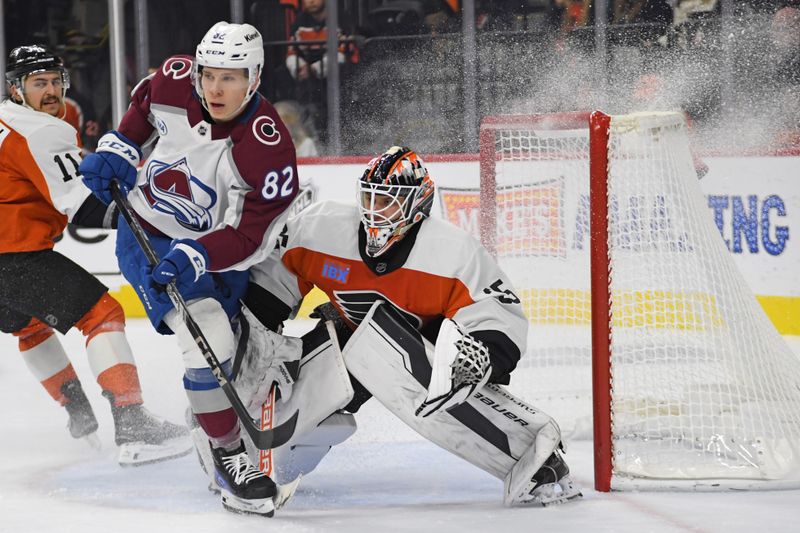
[[523, 450, 582, 507], [62, 380, 98, 438], [212, 441, 277, 517], [62, 380, 101, 448], [105, 392, 192, 466]]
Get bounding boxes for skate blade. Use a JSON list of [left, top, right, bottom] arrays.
[[82, 432, 102, 451], [118, 436, 193, 467], [540, 489, 583, 507], [221, 490, 275, 517], [524, 479, 583, 507], [274, 475, 302, 510]]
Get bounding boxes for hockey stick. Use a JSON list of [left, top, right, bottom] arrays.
[[110, 181, 298, 450]]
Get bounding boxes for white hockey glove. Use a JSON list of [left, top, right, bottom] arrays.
[[416, 319, 492, 418], [233, 306, 302, 413]]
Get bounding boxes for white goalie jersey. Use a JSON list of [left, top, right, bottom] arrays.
[[250, 200, 529, 380]]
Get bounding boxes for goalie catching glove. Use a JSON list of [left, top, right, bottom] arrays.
[[416, 319, 492, 417]]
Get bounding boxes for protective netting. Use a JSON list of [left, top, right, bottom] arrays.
[[484, 117, 595, 438], [483, 112, 800, 489]]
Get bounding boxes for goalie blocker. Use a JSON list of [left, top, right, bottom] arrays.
[[343, 302, 581, 506]]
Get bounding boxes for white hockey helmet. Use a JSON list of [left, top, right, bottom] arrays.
[[193, 21, 264, 115]]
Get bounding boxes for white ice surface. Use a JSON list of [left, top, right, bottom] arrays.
[[2, 319, 800, 533]]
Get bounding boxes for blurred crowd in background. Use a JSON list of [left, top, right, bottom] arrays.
[[3, 0, 799, 155]]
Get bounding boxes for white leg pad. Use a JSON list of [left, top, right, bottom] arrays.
[[271, 412, 357, 483], [236, 320, 355, 482], [503, 419, 561, 505], [245, 320, 355, 443], [342, 302, 561, 489]]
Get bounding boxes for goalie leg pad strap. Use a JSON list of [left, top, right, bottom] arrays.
[[342, 302, 560, 481]]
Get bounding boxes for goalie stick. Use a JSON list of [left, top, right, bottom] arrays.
[[259, 387, 276, 476], [110, 181, 298, 450]]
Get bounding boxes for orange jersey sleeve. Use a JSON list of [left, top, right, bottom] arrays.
[[0, 101, 89, 252]]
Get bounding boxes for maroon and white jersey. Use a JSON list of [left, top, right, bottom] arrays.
[[118, 55, 298, 271], [250, 201, 528, 379]]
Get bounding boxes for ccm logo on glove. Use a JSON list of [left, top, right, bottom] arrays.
[[152, 240, 209, 286]]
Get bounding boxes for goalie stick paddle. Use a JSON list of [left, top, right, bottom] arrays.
[[110, 181, 298, 450]]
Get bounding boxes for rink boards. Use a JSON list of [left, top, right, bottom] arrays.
[[54, 152, 800, 335]]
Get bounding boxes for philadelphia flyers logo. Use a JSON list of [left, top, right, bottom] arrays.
[[162, 58, 193, 80], [333, 290, 421, 328], [252, 116, 281, 146]]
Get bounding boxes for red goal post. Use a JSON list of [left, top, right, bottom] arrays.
[[479, 110, 800, 492]]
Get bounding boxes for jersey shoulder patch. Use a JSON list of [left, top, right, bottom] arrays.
[[145, 55, 195, 107], [241, 98, 288, 149], [230, 99, 297, 190]]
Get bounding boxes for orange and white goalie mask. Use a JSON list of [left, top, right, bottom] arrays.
[[357, 146, 435, 257]]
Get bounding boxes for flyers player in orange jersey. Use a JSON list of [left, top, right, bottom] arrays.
[[0, 45, 191, 466], [245, 146, 582, 506]]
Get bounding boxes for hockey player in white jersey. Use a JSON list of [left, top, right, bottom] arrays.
[[246, 146, 582, 506], [0, 45, 191, 466], [78, 22, 298, 516]]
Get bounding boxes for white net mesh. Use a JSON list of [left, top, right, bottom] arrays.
[[485, 117, 594, 437], [483, 112, 800, 489]]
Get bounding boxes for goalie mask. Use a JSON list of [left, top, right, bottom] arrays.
[[5, 45, 70, 111], [358, 146, 434, 257], [193, 21, 263, 117]]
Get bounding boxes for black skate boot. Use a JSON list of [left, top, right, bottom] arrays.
[[212, 440, 277, 517], [104, 391, 192, 466], [526, 449, 582, 506], [62, 379, 99, 439]]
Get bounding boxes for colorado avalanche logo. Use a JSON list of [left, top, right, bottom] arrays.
[[140, 158, 217, 232], [252, 116, 281, 146], [162, 58, 193, 80]]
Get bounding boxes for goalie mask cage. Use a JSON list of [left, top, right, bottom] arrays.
[[478, 111, 800, 492]]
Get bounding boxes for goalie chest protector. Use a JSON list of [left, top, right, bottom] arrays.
[[258, 200, 527, 355]]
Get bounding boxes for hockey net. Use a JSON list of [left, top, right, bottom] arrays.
[[479, 111, 800, 491]]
